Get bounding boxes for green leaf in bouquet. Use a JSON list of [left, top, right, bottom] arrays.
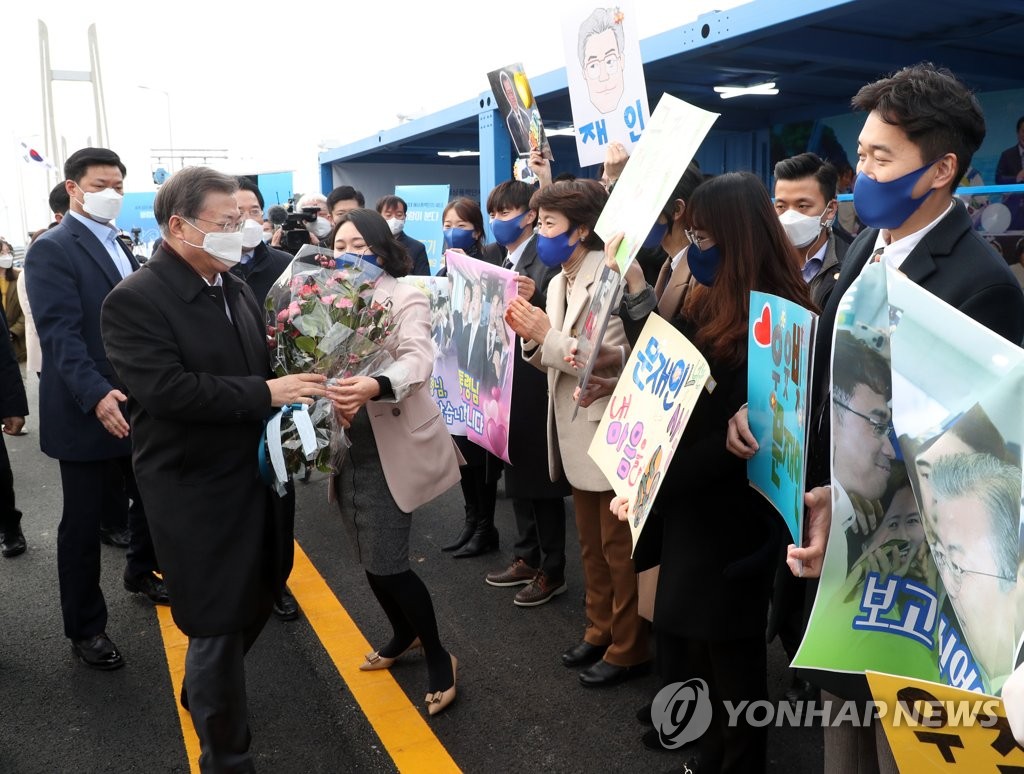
[[294, 335, 317, 354]]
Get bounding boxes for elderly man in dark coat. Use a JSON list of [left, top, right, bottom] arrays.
[[101, 166, 325, 772]]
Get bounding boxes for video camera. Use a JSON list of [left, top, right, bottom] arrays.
[[270, 204, 320, 255]]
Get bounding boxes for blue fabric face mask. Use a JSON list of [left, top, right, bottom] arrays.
[[642, 221, 669, 250], [490, 212, 530, 247], [443, 227, 476, 251], [686, 242, 721, 287], [339, 251, 380, 268], [536, 227, 580, 268], [853, 161, 936, 229]]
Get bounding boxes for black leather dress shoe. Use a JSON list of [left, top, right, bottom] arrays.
[[0, 528, 26, 558], [71, 633, 125, 670], [578, 659, 650, 687], [561, 641, 608, 668], [100, 527, 130, 549], [124, 572, 170, 605], [273, 587, 299, 621]]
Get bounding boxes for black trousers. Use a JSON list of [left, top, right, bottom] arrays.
[[656, 630, 768, 773], [510, 496, 566, 581], [57, 457, 158, 640], [185, 611, 269, 774], [0, 435, 21, 533]]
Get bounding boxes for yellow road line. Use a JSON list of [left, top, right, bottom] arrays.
[[155, 542, 460, 773], [155, 604, 201, 774], [290, 541, 461, 773]]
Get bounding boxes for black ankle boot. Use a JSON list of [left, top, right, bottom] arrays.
[[453, 524, 499, 558], [441, 506, 476, 552]]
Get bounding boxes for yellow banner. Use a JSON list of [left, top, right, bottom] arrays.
[[866, 671, 1024, 771]]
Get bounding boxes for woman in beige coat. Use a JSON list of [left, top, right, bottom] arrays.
[[326, 209, 462, 716], [506, 180, 649, 687]]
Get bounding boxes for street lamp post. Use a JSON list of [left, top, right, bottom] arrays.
[[137, 85, 173, 172]]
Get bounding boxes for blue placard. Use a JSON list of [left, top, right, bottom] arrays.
[[395, 184, 450, 275], [746, 291, 817, 545]]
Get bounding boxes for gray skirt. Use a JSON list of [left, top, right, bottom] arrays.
[[333, 407, 411, 576]]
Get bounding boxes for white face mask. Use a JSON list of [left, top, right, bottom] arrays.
[[182, 220, 245, 268], [240, 219, 264, 249], [386, 217, 405, 235], [0, 255, 12, 270], [262, 231, 272, 243], [779, 207, 827, 249], [310, 216, 332, 239], [80, 187, 123, 222]]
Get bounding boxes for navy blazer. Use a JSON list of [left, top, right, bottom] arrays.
[[24, 215, 138, 461], [397, 232, 431, 276]]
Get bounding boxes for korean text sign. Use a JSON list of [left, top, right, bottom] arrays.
[[587, 314, 709, 549]]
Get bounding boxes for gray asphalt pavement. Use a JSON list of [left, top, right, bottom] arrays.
[[0, 374, 822, 773]]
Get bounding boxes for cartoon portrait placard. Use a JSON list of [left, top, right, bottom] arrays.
[[561, 3, 651, 167]]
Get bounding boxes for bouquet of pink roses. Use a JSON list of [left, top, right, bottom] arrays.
[[262, 245, 394, 486]]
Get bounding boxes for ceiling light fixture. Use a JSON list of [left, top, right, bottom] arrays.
[[437, 150, 481, 158], [713, 81, 779, 99]]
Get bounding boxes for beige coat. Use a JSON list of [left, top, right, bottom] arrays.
[[524, 249, 628, 492], [15, 270, 40, 372], [354, 274, 461, 513]]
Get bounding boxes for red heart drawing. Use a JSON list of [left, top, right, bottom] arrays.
[[752, 304, 772, 348]]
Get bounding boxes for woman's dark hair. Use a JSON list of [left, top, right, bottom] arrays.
[[683, 172, 814, 366], [529, 179, 608, 251], [851, 62, 985, 192], [330, 208, 412, 278], [443, 197, 486, 255]]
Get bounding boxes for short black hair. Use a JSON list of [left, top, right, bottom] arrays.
[[330, 208, 411, 278], [327, 185, 365, 210], [48, 182, 70, 216], [235, 177, 264, 209], [774, 152, 838, 202], [486, 180, 534, 214], [375, 195, 407, 214], [851, 63, 985, 193], [64, 147, 126, 183], [1017, 116, 1024, 133], [832, 330, 891, 405]]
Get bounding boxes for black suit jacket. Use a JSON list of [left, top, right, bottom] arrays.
[[25, 214, 138, 461], [397, 232, 431, 276], [498, 238, 570, 498], [803, 199, 1024, 700], [996, 144, 1023, 185], [101, 247, 286, 637], [230, 241, 293, 307]]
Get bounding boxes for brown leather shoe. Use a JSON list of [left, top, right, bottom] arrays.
[[514, 572, 566, 607], [485, 558, 538, 587]]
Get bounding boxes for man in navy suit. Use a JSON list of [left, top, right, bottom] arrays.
[[25, 147, 166, 671], [995, 116, 1024, 229], [728, 63, 1024, 774], [376, 194, 431, 276]]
